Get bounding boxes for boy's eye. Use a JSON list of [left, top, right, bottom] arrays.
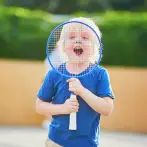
[[82, 36, 89, 40], [70, 36, 75, 39]]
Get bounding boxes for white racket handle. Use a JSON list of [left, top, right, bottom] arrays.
[[69, 94, 77, 130]]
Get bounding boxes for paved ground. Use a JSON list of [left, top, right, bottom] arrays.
[[0, 126, 147, 147]]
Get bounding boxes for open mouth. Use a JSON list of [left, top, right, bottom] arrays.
[[73, 47, 83, 56]]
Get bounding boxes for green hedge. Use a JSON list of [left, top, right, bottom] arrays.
[[0, 6, 58, 60], [0, 6, 147, 67], [101, 12, 147, 67]]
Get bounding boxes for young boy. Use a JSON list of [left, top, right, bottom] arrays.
[[36, 17, 114, 147]]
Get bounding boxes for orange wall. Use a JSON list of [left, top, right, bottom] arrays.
[[0, 60, 44, 125], [0, 60, 147, 133], [101, 66, 147, 133]]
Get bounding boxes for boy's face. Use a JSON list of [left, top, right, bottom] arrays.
[[63, 23, 95, 63]]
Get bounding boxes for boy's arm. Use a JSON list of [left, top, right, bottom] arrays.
[[79, 88, 113, 116], [67, 68, 115, 116], [67, 76, 114, 116], [36, 98, 65, 116], [36, 98, 79, 116]]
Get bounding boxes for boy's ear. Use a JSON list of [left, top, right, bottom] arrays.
[[58, 40, 65, 53], [91, 44, 97, 55], [90, 44, 98, 63], [60, 40, 65, 52], [61, 40, 65, 52]]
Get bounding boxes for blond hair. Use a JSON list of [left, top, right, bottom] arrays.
[[57, 17, 102, 63]]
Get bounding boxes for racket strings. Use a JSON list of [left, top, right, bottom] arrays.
[[47, 22, 100, 77]]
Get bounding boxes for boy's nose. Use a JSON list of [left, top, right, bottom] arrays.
[[75, 40, 82, 44]]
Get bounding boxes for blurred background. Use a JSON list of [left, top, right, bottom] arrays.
[[0, 0, 147, 147]]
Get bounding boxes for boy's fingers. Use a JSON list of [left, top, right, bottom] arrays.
[[72, 106, 79, 111], [71, 102, 79, 106], [67, 78, 77, 82]]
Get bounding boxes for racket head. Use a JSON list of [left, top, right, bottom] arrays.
[[46, 20, 103, 78]]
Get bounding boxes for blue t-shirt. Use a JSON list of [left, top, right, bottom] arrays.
[[37, 65, 114, 147]]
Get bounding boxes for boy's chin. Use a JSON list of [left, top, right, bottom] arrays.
[[68, 57, 89, 64]]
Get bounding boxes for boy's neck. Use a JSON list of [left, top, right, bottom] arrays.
[[66, 62, 90, 74]]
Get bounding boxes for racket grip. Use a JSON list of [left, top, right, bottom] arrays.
[[69, 94, 77, 130]]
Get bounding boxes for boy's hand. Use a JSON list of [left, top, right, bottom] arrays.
[[67, 78, 85, 96], [63, 96, 79, 114]]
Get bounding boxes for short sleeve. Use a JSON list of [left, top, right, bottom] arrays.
[[37, 70, 55, 102], [97, 69, 115, 99]]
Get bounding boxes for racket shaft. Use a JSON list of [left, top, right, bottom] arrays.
[[69, 112, 77, 130], [69, 94, 77, 130]]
